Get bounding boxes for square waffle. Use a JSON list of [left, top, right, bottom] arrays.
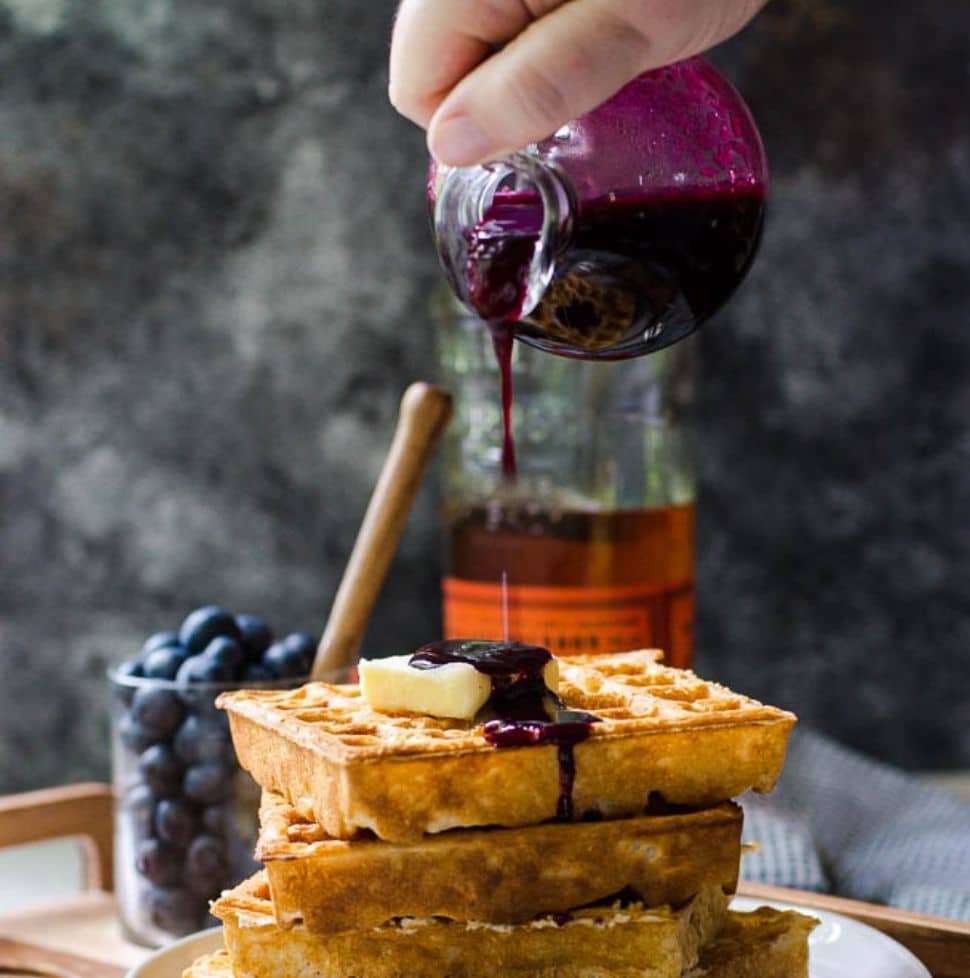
[[210, 872, 730, 978], [184, 906, 815, 978], [257, 789, 743, 933], [219, 650, 795, 842]]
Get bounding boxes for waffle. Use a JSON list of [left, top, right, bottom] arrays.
[[186, 908, 815, 978], [219, 650, 795, 842], [686, 907, 817, 977], [258, 789, 742, 933], [210, 872, 730, 978]]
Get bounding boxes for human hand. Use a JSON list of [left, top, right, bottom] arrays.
[[390, 0, 766, 166]]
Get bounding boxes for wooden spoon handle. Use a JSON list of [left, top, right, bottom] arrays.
[[312, 382, 453, 678]]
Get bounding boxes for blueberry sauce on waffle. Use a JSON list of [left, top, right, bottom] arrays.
[[409, 640, 599, 818]]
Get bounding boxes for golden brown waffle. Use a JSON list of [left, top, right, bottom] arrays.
[[184, 909, 816, 978], [210, 872, 729, 978], [219, 650, 795, 842], [686, 907, 817, 978], [258, 789, 742, 933]]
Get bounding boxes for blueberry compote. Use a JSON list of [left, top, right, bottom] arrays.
[[490, 323, 517, 479], [464, 184, 765, 480], [469, 185, 765, 351], [462, 190, 542, 480], [410, 639, 599, 819]]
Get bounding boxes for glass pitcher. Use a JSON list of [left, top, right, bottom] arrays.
[[429, 57, 768, 360]]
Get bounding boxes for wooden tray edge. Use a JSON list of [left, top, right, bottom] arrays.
[[737, 881, 970, 978]]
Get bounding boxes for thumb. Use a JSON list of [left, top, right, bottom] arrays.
[[428, 0, 762, 166]]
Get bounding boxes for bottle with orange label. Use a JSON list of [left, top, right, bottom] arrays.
[[434, 289, 697, 668]]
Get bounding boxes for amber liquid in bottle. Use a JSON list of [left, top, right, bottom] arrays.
[[443, 500, 694, 668]]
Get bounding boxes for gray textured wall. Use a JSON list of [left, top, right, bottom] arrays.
[[0, 0, 967, 790]]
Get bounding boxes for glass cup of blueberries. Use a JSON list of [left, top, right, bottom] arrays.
[[109, 605, 324, 947]]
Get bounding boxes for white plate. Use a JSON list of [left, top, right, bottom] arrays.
[[730, 896, 931, 978], [128, 927, 222, 978], [129, 900, 931, 978]]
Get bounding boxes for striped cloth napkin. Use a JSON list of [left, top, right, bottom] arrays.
[[740, 728, 970, 922]]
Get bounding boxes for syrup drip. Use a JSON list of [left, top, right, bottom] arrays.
[[409, 639, 599, 819]]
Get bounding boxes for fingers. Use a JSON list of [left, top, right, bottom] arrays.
[[426, 0, 767, 165], [389, 0, 566, 128], [426, 1, 650, 165]]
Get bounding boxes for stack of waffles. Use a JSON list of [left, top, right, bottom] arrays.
[[183, 649, 817, 978]]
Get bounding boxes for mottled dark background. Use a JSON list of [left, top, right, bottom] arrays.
[[0, 0, 967, 791]]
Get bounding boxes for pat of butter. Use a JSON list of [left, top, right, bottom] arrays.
[[359, 654, 560, 720]]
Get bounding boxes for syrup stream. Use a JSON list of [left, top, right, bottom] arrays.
[[489, 323, 517, 481]]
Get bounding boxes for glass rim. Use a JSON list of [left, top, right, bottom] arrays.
[[106, 664, 350, 692]]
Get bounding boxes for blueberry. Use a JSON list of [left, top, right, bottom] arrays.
[[138, 744, 184, 798], [135, 838, 182, 886], [283, 632, 315, 659], [155, 798, 199, 849], [116, 658, 144, 679], [262, 639, 311, 679], [179, 606, 241, 654], [141, 631, 181, 657], [184, 834, 230, 897], [118, 714, 159, 754], [143, 646, 189, 680], [202, 636, 244, 676], [123, 784, 156, 840], [241, 663, 273, 683], [280, 633, 315, 675], [131, 687, 184, 739], [201, 802, 233, 836], [234, 614, 273, 661], [144, 885, 207, 936], [179, 688, 229, 723], [183, 762, 233, 805], [174, 715, 232, 766], [176, 654, 233, 685]]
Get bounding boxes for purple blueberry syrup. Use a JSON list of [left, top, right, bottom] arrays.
[[410, 639, 599, 819], [490, 322, 517, 480], [463, 183, 766, 482]]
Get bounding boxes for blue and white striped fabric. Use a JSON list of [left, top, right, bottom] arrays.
[[740, 728, 970, 922]]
